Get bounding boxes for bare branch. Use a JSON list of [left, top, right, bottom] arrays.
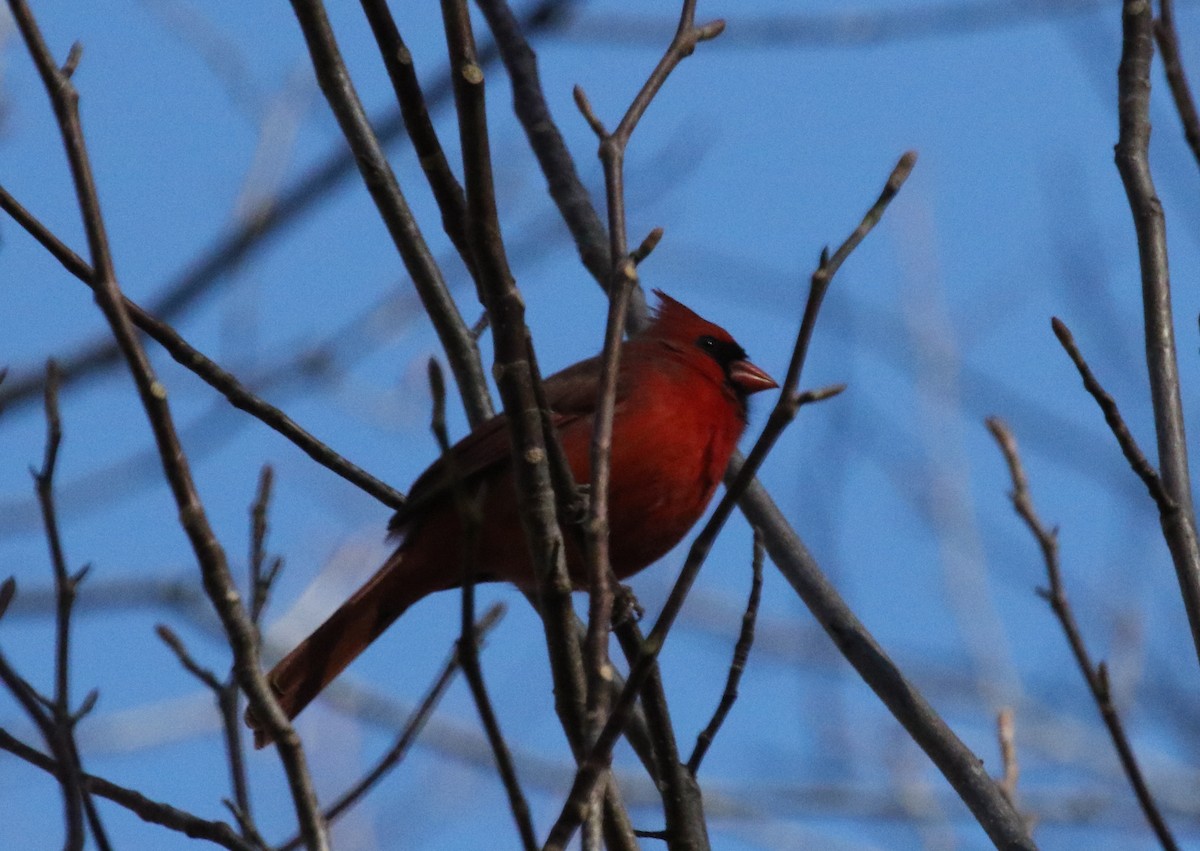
[[33, 363, 72, 714], [729, 156, 1032, 846], [579, 254, 632, 837], [359, 0, 476, 280], [1154, 0, 1200, 172], [25, 361, 93, 850], [5, 4, 327, 846], [1050, 317, 1170, 508], [442, 0, 584, 759], [630, 227, 664, 267], [987, 417, 1179, 851], [475, 0, 625, 308], [429, 356, 537, 850], [456, 589, 538, 851], [0, 185, 405, 510], [0, 729, 259, 851], [155, 616, 259, 840], [248, 466, 281, 625], [1114, 0, 1200, 669], [996, 708, 1020, 807], [520, 359, 642, 851], [610, 588, 705, 848], [0, 577, 15, 619], [0, 645, 85, 850], [294, 0, 494, 426], [156, 624, 225, 692], [564, 6, 729, 843], [440, 5, 648, 844], [688, 529, 765, 774]]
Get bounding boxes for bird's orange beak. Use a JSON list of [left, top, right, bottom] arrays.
[[729, 360, 778, 394]]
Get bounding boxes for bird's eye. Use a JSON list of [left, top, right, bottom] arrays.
[[696, 335, 718, 350]]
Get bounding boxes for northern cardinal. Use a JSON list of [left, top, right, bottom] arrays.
[[250, 291, 776, 746]]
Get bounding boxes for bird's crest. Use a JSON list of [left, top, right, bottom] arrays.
[[649, 290, 734, 345]]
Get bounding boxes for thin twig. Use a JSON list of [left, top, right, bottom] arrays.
[[0, 645, 86, 850], [359, 0, 476, 278], [1050, 318, 1170, 508], [441, 0, 583, 770], [154, 622, 262, 844], [474, 0, 622, 304], [688, 529, 765, 774], [277, 604, 507, 851], [578, 248, 632, 849], [249, 466, 281, 625], [0, 728, 259, 851], [630, 228, 664, 266], [782, 151, 917, 403], [522, 359, 642, 851], [429, 357, 538, 850], [732, 456, 1036, 848], [0, 577, 14, 618], [26, 361, 99, 851], [731, 155, 1028, 848], [986, 417, 1179, 851], [289, 0, 493, 428], [1154, 0, 1200, 172], [35, 362, 70, 711], [5, 5, 328, 846], [156, 625, 224, 691], [521, 343, 592, 743], [0, 186, 405, 509], [1115, 0, 1200, 670], [218, 677, 259, 847], [440, 4, 642, 844], [996, 708, 1020, 808], [237, 469, 280, 842], [569, 5, 724, 843], [579, 255, 631, 680], [610, 596, 707, 848], [457, 579, 538, 851]]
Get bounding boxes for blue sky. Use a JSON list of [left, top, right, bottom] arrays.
[[3, 1, 1200, 848]]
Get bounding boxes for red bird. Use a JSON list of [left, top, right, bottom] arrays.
[[251, 292, 776, 746]]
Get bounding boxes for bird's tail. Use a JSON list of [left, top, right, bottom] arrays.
[[248, 545, 439, 748]]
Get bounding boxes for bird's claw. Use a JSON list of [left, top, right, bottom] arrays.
[[568, 484, 591, 524], [613, 583, 644, 626]]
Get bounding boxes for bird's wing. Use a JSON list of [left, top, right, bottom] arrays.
[[388, 352, 625, 536]]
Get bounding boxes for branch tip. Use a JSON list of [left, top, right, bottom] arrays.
[[73, 688, 99, 722], [892, 150, 918, 184], [798, 383, 846, 405], [631, 227, 664, 265], [573, 84, 605, 137], [697, 19, 725, 41], [61, 42, 83, 78]]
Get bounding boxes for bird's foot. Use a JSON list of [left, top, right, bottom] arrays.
[[613, 583, 644, 626], [568, 484, 591, 524]]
